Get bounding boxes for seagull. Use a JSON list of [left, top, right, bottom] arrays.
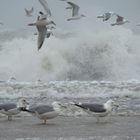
[[34, 26, 55, 38], [0, 98, 29, 121], [39, 11, 47, 20], [66, 1, 85, 21], [7, 77, 16, 83], [97, 12, 115, 21], [38, 0, 51, 17], [24, 7, 34, 17], [21, 102, 62, 124], [73, 99, 119, 122], [28, 16, 56, 50], [111, 15, 129, 26]]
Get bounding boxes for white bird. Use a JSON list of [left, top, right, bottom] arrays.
[[73, 99, 119, 122], [66, 1, 85, 21], [111, 15, 129, 26], [28, 16, 56, 50], [22, 102, 62, 124], [97, 12, 115, 21], [39, 11, 48, 20], [38, 0, 51, 17], [0, 98, 29, 121], [7, 77, 16, 83], [24, 7, 34, 17]]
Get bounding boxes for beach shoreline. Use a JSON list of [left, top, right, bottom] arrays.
[[0, 115, 140, 140]]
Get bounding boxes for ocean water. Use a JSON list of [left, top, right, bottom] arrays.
[[0, 27, 140, 118], [0, 80, 140, 117], [0, 26, 140, 82], [0, 31, 140, 140]]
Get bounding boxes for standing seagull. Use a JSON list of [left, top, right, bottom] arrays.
[[111, 15, 129, 26], [38, 0, 51, 17], [24, 7, 34, 17], [28, 16, 56, 50], [66, 1, 85, 21], [97, 12, 115, 22], [73, 99, 119, 122], [22, 102, 62, 124], [0, 98, 29, 121]]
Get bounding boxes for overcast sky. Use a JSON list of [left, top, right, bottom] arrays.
[[0, 0, 140, 32]]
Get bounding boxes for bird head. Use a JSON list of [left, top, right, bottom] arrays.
[[105, 99, 119, 111], [17, 98, 29, 109], [39, 11, 44, 15]]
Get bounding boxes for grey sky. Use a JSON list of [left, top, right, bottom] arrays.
[[0, 0, 140, 31]]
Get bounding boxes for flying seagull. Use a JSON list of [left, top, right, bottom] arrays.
[[66, 1, 85, 21], [39, 11, 47, 20], [34, 26, 55, 38], [111, 15, 129, 26], [97, 12, 115, 21], [0, 98, 29, 121], [24, 7, 34, 17], [21, 102, 62, 124], [28, 16, 56, 50], [73, 99, 119, 122], [38, 0, 51, 17]]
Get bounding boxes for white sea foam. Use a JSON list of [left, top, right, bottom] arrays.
[[0, 26, 140, 81]]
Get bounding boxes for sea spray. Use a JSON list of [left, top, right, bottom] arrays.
[[0, 27, 140, 81]]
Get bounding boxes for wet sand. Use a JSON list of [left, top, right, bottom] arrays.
[[0, 115, 140, 140]]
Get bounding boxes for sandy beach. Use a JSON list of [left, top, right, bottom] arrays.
[[0, 115, 140, 140]]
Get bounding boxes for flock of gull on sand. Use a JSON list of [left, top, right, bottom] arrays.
[[1, 0, 134, 124], [0, 98, 119, 124]]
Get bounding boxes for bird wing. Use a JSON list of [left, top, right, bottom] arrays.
[[24, 7, 34, 15], [29, 105, 54, 114], [67, 2, 79, 16], [116, 15, 124, 22], [75, 103, 106, 113], [0, 103, 16, 111], [38, 0, 51, 17], [37, 25, 47, 50], [30, 7, 34, 13]]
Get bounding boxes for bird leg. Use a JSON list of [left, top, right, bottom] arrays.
[[96, 117, 100, 123], [43, 119, 47, 124], [8, 116, 12, 121]]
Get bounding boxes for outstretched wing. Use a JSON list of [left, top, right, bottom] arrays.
[[37, 25, 47, 50], [116, 15, 124, 22], [75, 103, 106, 113], [67, 2, 79, 16], [38, 0, 51, 17]]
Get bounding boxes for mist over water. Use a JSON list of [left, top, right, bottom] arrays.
[[0, 25, 140, 82]]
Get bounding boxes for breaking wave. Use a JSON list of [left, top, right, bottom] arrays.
[[0, 25, 140, 82]]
